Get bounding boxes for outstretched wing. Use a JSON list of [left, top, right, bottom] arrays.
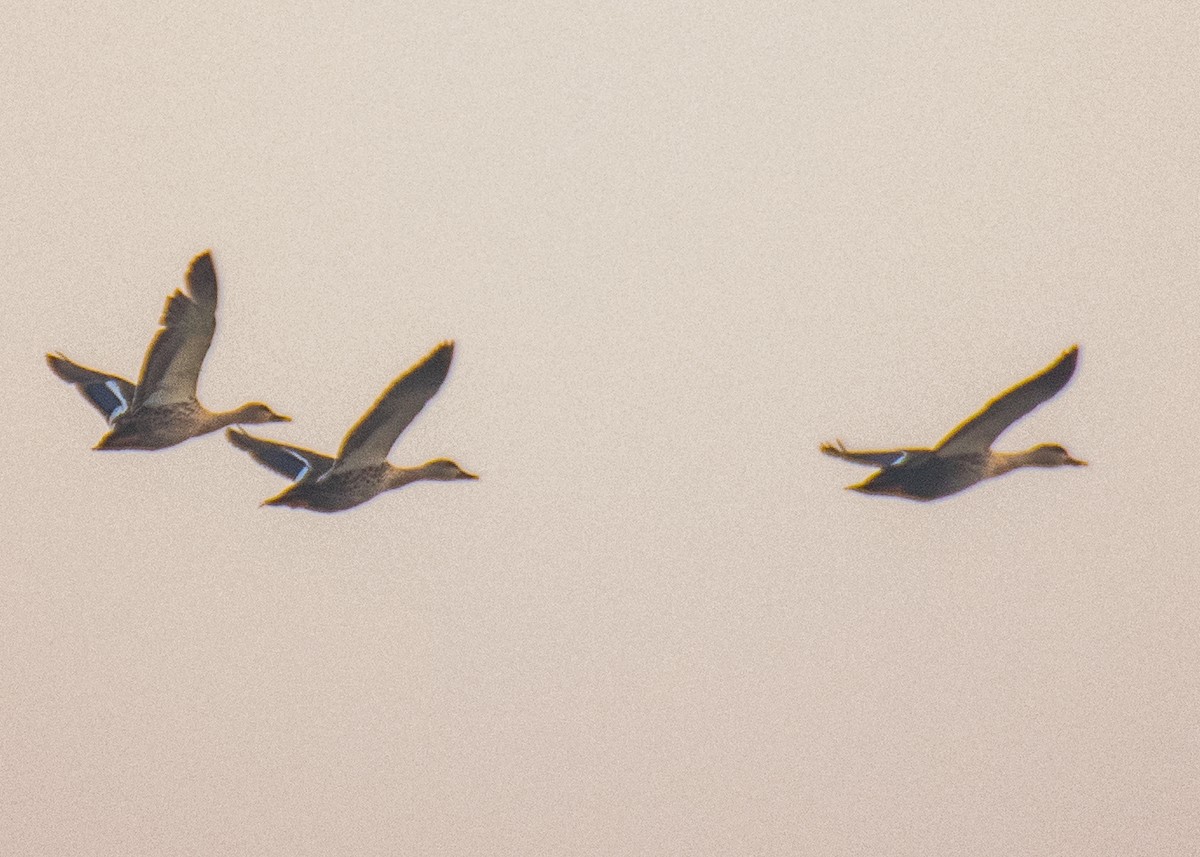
[[133, 251, 219, 408], [226, 428, 335, 482], [46, 352, 137, 424], [936, 346, 1079, 456], [821, 440, 925, 469], [333, 342, 454, 472]]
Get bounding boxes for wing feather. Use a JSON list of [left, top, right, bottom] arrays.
[[46, 352, 137, 424], [226, 428, 335, 482], [820, 441, 926, 468], [333, 342, 454, 472], [133, 251, 218, 408], [935, 346, 1079, 456]]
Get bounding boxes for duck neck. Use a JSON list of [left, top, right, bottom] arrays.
[[385, 464, 430, 491], [208, 404, 264, 431], [987, 449, 1050, 477]]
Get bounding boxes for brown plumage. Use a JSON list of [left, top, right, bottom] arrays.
[[47, 251, 289, 450], [227, 341, 476, 513], [822, 346, 1086, 500]]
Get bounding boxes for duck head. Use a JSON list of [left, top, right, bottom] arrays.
[[1027, 444, 1087, 467], [421, 459, 479, 481], [235, 403, 291, 424]]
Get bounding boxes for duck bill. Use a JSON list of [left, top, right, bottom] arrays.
[[1066, 456, 1087, 466]]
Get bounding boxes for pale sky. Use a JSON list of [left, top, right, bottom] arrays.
[[4, 2, 1198, 854]]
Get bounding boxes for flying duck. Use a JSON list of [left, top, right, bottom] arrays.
[[227, 341, 476, 512], [822, 346, 1086, 500], [47, 251, 289, 450]]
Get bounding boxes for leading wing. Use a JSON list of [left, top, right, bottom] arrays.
[[935, 346, 1079, 456], [133, 251, 219, 408], [333, 342, 455, 472]]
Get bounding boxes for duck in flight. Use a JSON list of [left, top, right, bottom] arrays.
[[822, 346, 1086, 500], [227, 341, 476, 512], [46, 251, 290, 450]]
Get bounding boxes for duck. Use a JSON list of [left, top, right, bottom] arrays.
[[227, 341, 476, 512], [822, 346, 1086, 500], [47, 251, 290, 450]]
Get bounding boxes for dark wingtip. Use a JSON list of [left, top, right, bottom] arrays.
[[226, 427, 253, 450], [819, 440, 849, 459], [1062, 346, 1080, 376], [410, 340, 456, 384], [45, 351, 74, 379], [430, 340, 455, 364], [186, 250, 218, 302]]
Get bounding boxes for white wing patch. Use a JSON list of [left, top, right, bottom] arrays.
[[105, 379, 129, 422], [891, 451, 910, 466], [281, 448, 311, 481]]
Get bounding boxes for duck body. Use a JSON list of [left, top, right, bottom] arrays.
[[93, 398, 285, 450], [823, 347, 1086, 501], [845, 450, 988, 500], [262, 464, 395, 512], [97, 399, 213, 450], [259, 460, 476, 512], [47, 252, 289, 451]]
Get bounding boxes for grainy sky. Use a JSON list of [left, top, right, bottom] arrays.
[[4, 2, 1198, 854]]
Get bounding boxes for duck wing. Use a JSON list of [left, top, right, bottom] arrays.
[[820, 441, 926, 468], [226, 428, 335, 482], [935, 346, 1078, 456], [46, 352, 137, 423], [133, 251, 219, 409], [332, 342, 454, 473]]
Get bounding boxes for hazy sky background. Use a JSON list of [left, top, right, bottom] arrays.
[[3, 2, 1198, 854]]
